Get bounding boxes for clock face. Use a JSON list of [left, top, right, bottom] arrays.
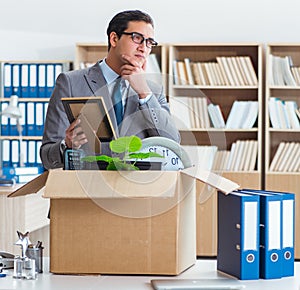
[[140, 137, 192, 171]]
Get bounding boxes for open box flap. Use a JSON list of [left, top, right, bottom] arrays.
[[181, 166, 240, 194], [8, 171, 49, 198]]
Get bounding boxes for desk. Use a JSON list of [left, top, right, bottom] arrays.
[[1, 258, 300, 290]]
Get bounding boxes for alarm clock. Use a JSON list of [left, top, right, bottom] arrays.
[[140, 136, 192, 171]]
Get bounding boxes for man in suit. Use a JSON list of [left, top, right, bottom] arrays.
[[40, 10, 180, 169]]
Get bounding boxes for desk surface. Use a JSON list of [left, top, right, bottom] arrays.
[[1, 258, 300, 290]]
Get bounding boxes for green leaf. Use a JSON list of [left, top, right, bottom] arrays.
[[81, 155, 113, 163], [110, 136, 142, 154], [129, 152, 164, 159]]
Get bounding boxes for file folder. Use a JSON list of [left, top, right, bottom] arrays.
[[1, 102, 10, 135], [9, 113, 18, 136], [21, 64, 29, 98], [243, 188, 295, 278], [280, 192, 295, 277], [12, 64, 21, 96], [46, 64, 55, 97], [217, 191, 260, 280], [4, 63, 13, 98], [11, 140, 20, 167], [18, 102, 26, 136], [35, 102, 44, 136], [20, 140, 28, 167], [29, 64, 38, 97], [2, 140, 10, 167], [27, 140, 36, 166], [38, 64, 46, 98], [26, 102, 35, 136]]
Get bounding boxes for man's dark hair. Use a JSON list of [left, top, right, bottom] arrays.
[[106, 10, 154, 50]]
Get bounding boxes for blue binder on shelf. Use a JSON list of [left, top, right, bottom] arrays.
[[1, 140, 11, 167], [26, 102, 36, 136], [243, 188, 295, 278], [27, 140, 36, 166], [35, 102, 44, 136], [38, 64, 46, 98], [12, 63, 21, 97], [4, 63, 13, 98], [11, 139, 20, 167], [9, 114, 18, 136], [18, 102, 27, 136], [21, 63, 29, 98], [46, 64, 55, 97], [217, 190, 260, 280], [29, 64, 38, 97], [1, 102, 10, 135]]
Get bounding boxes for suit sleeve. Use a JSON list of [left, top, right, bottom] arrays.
[[139, 85, 181, 143], [40, 73, 71, 169]]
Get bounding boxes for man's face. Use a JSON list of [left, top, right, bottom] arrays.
[[114, 21, 155, 67]]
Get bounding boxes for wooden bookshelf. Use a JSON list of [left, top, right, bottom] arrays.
[[0, 61, 71, 170], [168, 43, 263, 256], [265, 44, 300, 175], [265, 44, 300, 259], [168, 43, 263, 179]]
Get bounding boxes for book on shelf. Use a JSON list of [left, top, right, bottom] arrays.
[[291, 66, 300, 85], [183, 58, 194, 85], [207, 103, 226, 129], [243, 56, 258, 85], [230, 56, 245, 86], [224, 140, 258, 172], [225, 101, 258, 129], [172, 60, 180, 85], [216, 56, 236, 86], [226, 57, 240, 86], [191, 62, 201, 85], [281, 142, 299, 172], [289, 145, 300, 172], [285, 101, 300, 129], [269, 142, 300, 172], [182, 145, 218, 170], [146, 54, 161, 74], [176, 61, 188, 85], [268, 97, 299, 129], [281, 56, 297, 86], [269, 54, 297, 86], [168, 96, 192, 129]]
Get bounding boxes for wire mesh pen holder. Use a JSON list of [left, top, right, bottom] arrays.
[[26, 246, 43, 273], [13, 256, 36, 280]]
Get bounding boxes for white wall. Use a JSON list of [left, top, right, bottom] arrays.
[[1, 0, 300, 61]]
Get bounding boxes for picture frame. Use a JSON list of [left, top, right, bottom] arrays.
[[61, 96, 117, 153]]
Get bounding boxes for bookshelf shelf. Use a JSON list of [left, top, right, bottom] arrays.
[[169, 43, 263, 176], [168, 43, 262, 257], [265, 44, 300, 174], [172, 85, 258, 90], [266, 44, 300, 259], [0, 60, 72, 172]]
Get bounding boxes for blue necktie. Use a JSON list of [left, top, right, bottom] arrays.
[[112, 77, 123, 126]]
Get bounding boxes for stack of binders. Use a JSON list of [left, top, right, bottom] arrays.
[[217, 188, 295, 280]]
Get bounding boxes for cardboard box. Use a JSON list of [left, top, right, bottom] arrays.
[[9, 167, 239, 275]]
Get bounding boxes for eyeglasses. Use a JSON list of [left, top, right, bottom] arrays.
[[121, 32, 158, 49]]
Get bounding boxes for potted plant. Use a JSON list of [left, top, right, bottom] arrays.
[[81, 136, 163, 170]]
